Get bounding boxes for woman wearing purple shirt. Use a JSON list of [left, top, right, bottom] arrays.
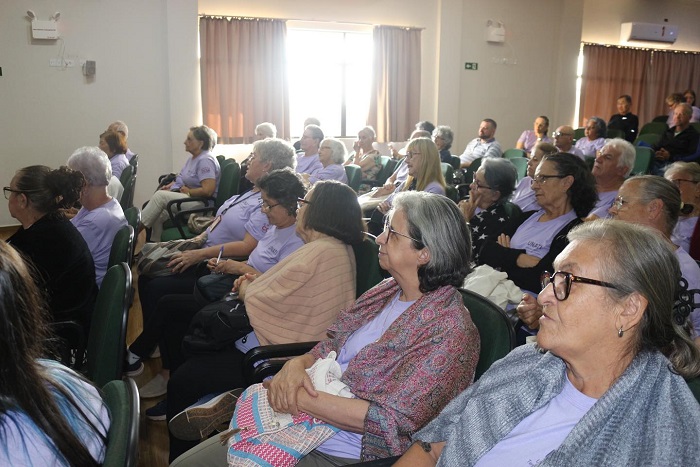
[[511, 142, 558, 213], [515, 116, 553, 153], [140, 125, 220, 241], [98, 130, 129, 179], [303, 138, 349, 185]]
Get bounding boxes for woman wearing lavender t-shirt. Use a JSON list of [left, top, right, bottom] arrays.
[[478, 153, 597, 295]]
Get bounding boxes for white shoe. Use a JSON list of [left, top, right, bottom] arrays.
[[139, 374, 168, 399]]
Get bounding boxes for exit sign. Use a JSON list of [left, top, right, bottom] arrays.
[[464, 62, 478, 70]]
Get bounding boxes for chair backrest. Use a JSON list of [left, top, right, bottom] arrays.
[[634, 133, 661, 148], [508, 157, 528, 180], [384, 158, 400, 178], [639, 122, 668, 136], [632, 147, 654, 175], [606, 129, 625, 139], [102, 378, 140, 467], [450, 155, 461, 171], [345, 164, 362, 192], [573, 127, 585, 142], [459, 288, 515, 380], [441, 162, 454, 184], [128, 154, 139, 175], [86, 263, 131, 387], [652, 115, 669, 123], [108, 225, 134, 270], [371, 156, 393, 186], [352, 237, 385, 298], [687, 377, 700, 404], [460, 157, 482, 185], [503, 148, 527, 160], [502, 200, 523, 219], [119, 164, 134, 188], [692, 122, 700, 133], [123, 206, 140, 231], [214, 161, 241, 209], [119, 174, 137, 211]]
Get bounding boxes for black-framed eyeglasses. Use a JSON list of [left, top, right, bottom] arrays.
[[383, 217, 422, 244], [670, 178, 700, 187], [261, 201, 280, 211], [470, 175, 493, 190], [297, 198, 312, 210], [3, 187, 26, 200], [541, 271, 619, 301], [531, 174, 568, 186]]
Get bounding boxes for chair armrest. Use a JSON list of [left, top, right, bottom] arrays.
[[361, 179, 385, 188], [243, 341, 319, 385], [166, 196, 215, 238]]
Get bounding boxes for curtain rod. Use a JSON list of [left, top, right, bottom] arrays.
[[582, 41, 700, 55], [198, 14, 424, 31]]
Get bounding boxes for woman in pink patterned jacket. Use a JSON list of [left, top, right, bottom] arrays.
[[265, 191, 481, 465]]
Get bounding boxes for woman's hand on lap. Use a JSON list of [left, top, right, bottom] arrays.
[[264, 355, 317, 416]]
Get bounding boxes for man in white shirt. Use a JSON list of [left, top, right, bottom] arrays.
[[459, 119, 503, 168]]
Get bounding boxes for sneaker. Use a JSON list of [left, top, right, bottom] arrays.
[[149, 346, 161, 359], [168, 390, 240, 441], [124, 359, 144, 377], [145, 399, 167, 421], [139, 374, 168, 399]]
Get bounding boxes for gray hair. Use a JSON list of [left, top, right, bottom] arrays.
[[304, 124, 324, 143], [603, 138, 636, 177], [255, 122, 277, 139], [321, 138, 347, 165], [303, 117, 321, 127], [480, 158, 517, 202], [190, 125, 217, 151], [254, 138, 296, 171], [665, 161, 700, 182], [359, 126, 376, 139], [629, 175, 681, 236], [391, 191, 472, 292], [432, 125, 454, 151], [108, 120, 128, 138], [67, 146, 112, 186], [588, 116, 607, 138], [677, 102, 693, 118], [568, 219, 700, 379]]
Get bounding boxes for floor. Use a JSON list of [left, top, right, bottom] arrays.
[[128, 231, 171, 467]]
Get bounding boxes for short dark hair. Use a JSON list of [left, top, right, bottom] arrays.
[[14, 165, 85, 217], [302, 180, 365, 245], [542, 153, 597, 218], [392, 192, 472, 292], [618, 94, 632, 104], [483, 118, 497, 129], [99, 130, 127, 155], [415, 121, 436, 134], [190, 125, 218, 151], [257, 168, 307, 217]]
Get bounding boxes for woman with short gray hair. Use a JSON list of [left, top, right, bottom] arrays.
[[458, 158, 520, 262], [255, 122, 277, 140], [304, 138, 348, 185], [432, 126, 454, 164], [574, 116, 607, 157]]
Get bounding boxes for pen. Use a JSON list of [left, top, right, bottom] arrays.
[[216, 246, 224, 265]]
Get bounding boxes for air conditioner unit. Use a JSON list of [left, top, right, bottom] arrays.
[[620, 22, 678, 44]]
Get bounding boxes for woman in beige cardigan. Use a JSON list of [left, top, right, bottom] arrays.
[[165, 180, 366, 461]]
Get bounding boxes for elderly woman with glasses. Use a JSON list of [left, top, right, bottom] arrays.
[[165, 180, 366, 461], [169, 192, 479, 466], [398, 220, 700, 467], [479, 153, 597, 297], [432, 125, 455, 164], [303, 137, 349, 185], [664, 162, 700, 254], [574, 116, 607, 158], [608, 175, 700, 347], [458, 158, 520, 262]]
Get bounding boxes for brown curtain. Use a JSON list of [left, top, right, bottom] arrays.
[[580, 44, 700, 127], [200, 17, 289, 143], [367, 26, 421, 142]]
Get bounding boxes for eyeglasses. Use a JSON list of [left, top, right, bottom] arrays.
[[530, 174, 568, 186], [297, 198, 312, 210], [541, 271, 619, 301], [470, 175, 493, 190], [612, 195, 638, 211], [3, 187, 26, 200], [405, 151, 422, 160], [261, 201, 280, 211], [552, 131, 573, 138], [383, 217, 422, 244], [670, 178, 699, 187]]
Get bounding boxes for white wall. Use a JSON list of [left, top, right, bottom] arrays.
[[0, 0, 199, 226], [582, 0, 700, 51]]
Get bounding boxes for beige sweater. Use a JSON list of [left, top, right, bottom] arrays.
[[245, 235, 356, 345]]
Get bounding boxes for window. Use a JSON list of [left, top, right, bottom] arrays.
[[287, 23, 373, 138]]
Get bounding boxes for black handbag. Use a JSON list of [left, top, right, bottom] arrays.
[[182, 297, 253, 356]]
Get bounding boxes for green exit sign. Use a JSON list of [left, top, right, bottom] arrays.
[[464, 62, 478, 70]]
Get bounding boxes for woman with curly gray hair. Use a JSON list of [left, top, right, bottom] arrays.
[[304, 137, 349, 184], [574, 116, 607, 157]]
